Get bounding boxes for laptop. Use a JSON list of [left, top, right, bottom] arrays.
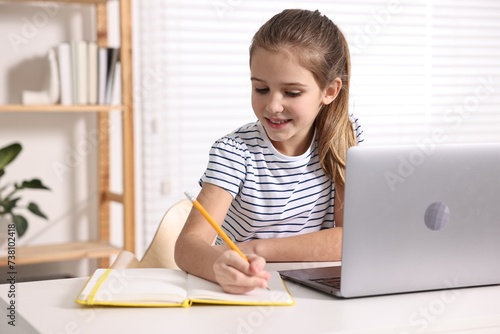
[[280, 143, 500, 298]]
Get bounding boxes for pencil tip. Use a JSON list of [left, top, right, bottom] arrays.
[[184, 191, 195, 202]]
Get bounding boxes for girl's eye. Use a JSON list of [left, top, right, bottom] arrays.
[[254, 88, 269, 94], [286, 91, 302, 97]]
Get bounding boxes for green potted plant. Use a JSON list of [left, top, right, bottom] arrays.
[[0, 142, 51, 238]]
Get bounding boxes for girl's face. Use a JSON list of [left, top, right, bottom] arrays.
[[250, 48, 340, 156]]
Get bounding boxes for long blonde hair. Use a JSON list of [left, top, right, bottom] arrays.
[[249, 9, 356, 187]]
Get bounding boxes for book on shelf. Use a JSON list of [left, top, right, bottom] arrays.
[[104, 47, 120, 104], [52, 41, 121, 106], [97, 47, 108, 104], [57, 42, 73, 105], [87, 41, 98, 105], [110, 62, 122, 105], [71, 40, 88, 105], [76, 268, 295, 308]]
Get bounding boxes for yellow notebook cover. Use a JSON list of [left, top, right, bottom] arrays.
[[75, 268, 294, 307]]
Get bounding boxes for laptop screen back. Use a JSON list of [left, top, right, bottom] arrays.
[[340, 143, 500, 297]]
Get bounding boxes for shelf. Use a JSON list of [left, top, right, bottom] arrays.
[[1, 0, 135, 270], [0, 104, 123, 113], [0, 241, 122, 266]]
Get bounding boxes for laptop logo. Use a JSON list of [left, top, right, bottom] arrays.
[[424, 202, 450, 231]]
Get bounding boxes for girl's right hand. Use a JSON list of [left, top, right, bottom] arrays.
[[213, 250, 270, 294]]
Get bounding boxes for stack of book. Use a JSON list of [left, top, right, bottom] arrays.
[[56, 41, 121, 105]]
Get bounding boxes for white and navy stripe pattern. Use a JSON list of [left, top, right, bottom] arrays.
[[200, 115, 364, 244]]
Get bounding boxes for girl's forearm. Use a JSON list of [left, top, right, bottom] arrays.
[[242, 227, 343, 262], [175, 233, 222, 282]]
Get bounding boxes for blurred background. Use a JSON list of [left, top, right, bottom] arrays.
[[1, 0, 499, 279]]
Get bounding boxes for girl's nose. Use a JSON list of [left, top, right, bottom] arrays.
[[266, 93, 284, 113]]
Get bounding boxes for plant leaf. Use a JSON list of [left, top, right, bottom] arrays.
[[16, 179, 51, 191], [27, 202, 48, 219], [0, 197, 20, 214], [12, 214, 28, 237], [0, 143, 22, 170]]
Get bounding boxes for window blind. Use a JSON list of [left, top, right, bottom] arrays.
[[135, 0, 500, 247]]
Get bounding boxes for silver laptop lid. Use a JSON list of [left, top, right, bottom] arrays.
[[340, 143, 500, 298]]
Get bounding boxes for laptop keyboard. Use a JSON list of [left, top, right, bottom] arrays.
[[310, 277, 341, 289]]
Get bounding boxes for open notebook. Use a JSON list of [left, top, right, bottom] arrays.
[[76, 268, 294, 307]]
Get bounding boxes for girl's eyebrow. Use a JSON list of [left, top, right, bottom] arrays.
[[250, 77, 265, 83], [250, 77, 307, 87]]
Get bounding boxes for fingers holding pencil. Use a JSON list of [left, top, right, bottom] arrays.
[[185, 191, 270, 293], [214, 251, 270, 294]]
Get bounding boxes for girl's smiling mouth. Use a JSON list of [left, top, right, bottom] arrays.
[[267, 118, 291, 128]]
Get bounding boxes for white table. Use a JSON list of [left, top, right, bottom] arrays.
[[2, 262, 500, 334]]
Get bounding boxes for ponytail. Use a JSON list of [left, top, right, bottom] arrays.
[[316, 32, 356, 187]]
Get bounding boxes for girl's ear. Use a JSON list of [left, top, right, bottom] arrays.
[[322, 77, 342, 105]]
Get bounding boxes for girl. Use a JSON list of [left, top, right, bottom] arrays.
[[175, 9, 364, 294]]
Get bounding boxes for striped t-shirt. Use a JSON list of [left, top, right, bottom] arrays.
[[200, 115, 364, 245]]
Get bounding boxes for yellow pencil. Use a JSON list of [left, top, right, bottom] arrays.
[[184, 192, 248, 261]]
